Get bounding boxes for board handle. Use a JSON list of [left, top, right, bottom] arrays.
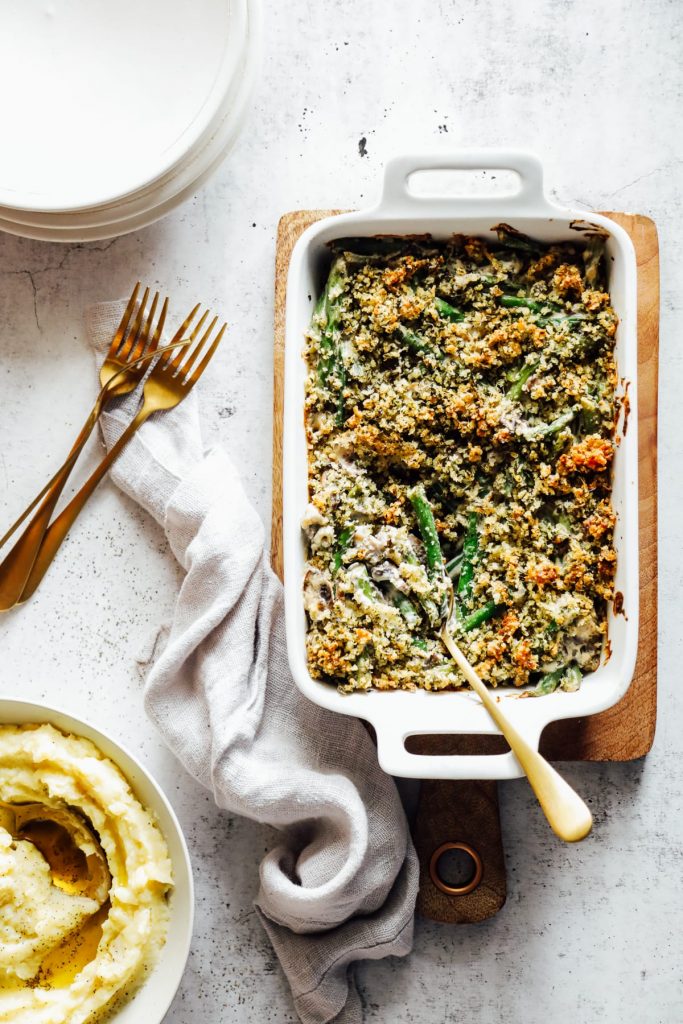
[[379, 150, 560, 217], [413, 778, 507, 923]]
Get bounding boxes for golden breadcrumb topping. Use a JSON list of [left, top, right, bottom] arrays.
[[302, 227, 618, 695]]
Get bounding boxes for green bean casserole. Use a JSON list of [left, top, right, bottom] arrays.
[[302, 226, 618, 694]]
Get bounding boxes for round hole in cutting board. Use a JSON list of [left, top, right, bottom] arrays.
[[430, 842, 483, 896], [406, 169, 522, 199]]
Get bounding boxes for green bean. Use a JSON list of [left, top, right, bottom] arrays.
[[506, 358, 538, 401], [501, 294, 546, 313], [435, 297, 465, 322], [583, 235, 604, 287], [404, 543, 441, 622], [526, 408, 577, 440], [561, 664, 583, 692], [461, 600, 500, 632], [533, 661, 583, 695], [500, 294, 586, 331], [317, 333, 336, 387], [555, 513, 572, 536], [502, 295, 566, 319], [445, 551, 463, 578], [408, 485, 443, 571], [312, 287, 326, 319], [580, 403, 600, 433], [324, 260, 343, 316], [316, 259, 347, 424], [534, 666, 565, 695], [413, 637, 428, 651], [580, 391, 602, 433], [421, 597, 442, 627], [495, 225, 540, 253], [390, 589, 420, 628], [333, 527, 353, 573], [316, 260, 342, 380], [355, 566, 377, 602], [396, 323, 428, 353], [335, 359, 346, 427], [546, 312, 588, 328], [457, 513, 478, 600]]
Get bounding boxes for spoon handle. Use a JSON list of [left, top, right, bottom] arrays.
[[442, 630, 593, 843]]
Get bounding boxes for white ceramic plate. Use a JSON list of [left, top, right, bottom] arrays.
[[0, 0, 254, 230], [0, 0, 245, 212], [0, 0, 260, 241], [0, 698, 194, 1023], [283, 151, 640, 781]]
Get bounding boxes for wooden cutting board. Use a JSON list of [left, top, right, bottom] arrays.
[[271, 211, 659, 924]]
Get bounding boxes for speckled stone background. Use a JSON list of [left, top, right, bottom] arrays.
[[0, 1, 681, 1021]]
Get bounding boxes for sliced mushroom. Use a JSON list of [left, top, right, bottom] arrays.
[[303, 568, 333, 621]]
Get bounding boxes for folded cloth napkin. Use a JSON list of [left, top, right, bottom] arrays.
[[86, 301, 419, 1024]]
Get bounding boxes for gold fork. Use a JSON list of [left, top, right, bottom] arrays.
[[0, 283, 171, 552], [14, 312, 226, 604], [441, 586, 593, 842], [0, 288, 183, 610]]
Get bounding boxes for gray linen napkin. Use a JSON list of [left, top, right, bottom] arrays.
[[86, 301, 419, 1024]]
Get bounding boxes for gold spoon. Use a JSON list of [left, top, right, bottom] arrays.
[[441, 588, 593, 842]]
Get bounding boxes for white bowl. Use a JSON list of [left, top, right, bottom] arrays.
[[0, 698, 194, 1024]]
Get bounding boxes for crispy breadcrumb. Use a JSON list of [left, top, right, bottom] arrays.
[[303, 231, 617, 693]]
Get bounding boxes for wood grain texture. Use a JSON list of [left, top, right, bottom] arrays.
[[272, 210, 340, 578], [412, 780, 507, 923], [271, 209, 658, 925], [410, 737, 508, 921]]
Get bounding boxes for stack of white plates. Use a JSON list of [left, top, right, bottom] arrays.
[[0, 0, 260, 242]]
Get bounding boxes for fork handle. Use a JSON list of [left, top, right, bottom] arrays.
[[0, 399, 105, 611], [0, 400, 103, 553], [0, 343, 183, 557], [17, 406, 152, 603]]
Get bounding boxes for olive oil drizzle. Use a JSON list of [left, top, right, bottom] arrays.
[[34, 901, 110, 989]]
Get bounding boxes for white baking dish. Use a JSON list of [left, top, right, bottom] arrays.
[[283, 151, 639, 780]]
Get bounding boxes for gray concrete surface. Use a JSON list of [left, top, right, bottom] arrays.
[[0, 1, 680, 1020]]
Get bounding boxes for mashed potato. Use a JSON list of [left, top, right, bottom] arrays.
[[0, 723, 173, 1024]]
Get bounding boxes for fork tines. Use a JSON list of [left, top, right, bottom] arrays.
[[108, 286, 226, 386], [111, 284, 170, 366], [159, 308, 227, 385]]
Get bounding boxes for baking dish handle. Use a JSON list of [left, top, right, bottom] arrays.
[[379, 151, 561, 217], [374, 722, 529, 781]]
